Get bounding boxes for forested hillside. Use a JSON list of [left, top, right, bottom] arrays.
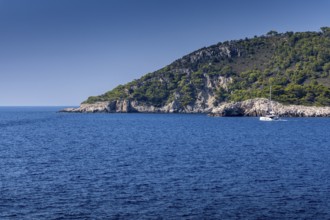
[[84, 28, 330, 107]]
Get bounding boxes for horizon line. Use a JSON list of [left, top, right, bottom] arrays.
[[0, 105, 79, 107]]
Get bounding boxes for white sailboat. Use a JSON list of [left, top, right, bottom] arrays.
[[260, 86, 280, 121]]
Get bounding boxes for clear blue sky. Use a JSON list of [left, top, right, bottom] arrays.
[[1, 0, 329, 106]]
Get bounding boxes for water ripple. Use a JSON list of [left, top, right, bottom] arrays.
[[1, 109, 330, 219]]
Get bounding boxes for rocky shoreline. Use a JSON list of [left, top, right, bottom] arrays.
[[60, 98, 330, 117], [208, 98, 330, 117]]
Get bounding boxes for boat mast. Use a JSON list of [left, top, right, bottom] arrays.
[[269, 85, 272, 111]]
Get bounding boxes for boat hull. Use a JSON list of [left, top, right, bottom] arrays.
[[260, 116, 279, 121]]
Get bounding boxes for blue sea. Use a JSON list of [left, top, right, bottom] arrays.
[[1, 107, 330, 219]]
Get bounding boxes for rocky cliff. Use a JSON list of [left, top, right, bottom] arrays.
[[61, 98, 330, 117], [61, 99, 212, 113]]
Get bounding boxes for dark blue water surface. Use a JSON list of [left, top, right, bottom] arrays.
[[1, 107, 330, 219]]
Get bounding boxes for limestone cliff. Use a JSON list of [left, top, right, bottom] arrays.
[[61, 98, 330, 117]]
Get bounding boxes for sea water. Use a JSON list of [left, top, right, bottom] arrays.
[[1, 107, 330, 219]]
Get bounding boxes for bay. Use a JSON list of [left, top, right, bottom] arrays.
[[1, 107, 330, 219]]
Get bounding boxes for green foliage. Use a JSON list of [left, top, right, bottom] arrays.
[[191, 70, 204, 89], [179, 83, 195, 106], [267, 30, 279, 36], [220, 65, 234, 76], [214, 87, 229, 105], [83, 85, 128, 103], [321, 27, 330, 37], [131, 79, 170, 107], [83, 96, 101, 104]]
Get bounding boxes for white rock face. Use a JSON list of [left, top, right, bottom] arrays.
[[61, 102, 111, 113], [61, 98, 330, 117], [210, 98, 330, 117]]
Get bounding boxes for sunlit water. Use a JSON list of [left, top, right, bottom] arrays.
[[1, 107, 330, 219]]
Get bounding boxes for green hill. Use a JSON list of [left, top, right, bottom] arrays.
[[84, 28, 330, 108]]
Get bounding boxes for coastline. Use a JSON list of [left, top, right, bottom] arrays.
[[60, 98, 330, 117]]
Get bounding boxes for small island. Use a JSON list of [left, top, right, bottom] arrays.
[[63, 28, 330, 116]]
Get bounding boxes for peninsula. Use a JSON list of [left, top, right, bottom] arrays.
[[63, 28, 330, 116]]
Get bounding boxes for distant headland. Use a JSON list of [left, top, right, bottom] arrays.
[[63, 28, 330, 116]]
